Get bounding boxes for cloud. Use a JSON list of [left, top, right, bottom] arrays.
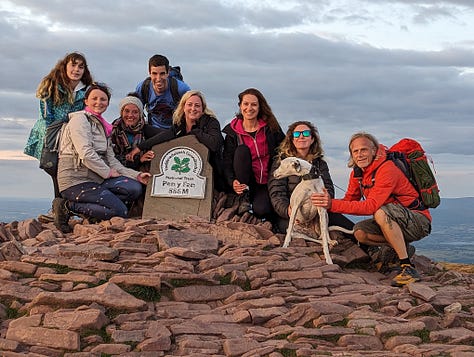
[[1, 0, 473, 198]]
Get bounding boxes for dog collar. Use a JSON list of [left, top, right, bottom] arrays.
[[302, 173, 319, 180]]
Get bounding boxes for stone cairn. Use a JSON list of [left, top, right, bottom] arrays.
[[0, 193, 473, 356]]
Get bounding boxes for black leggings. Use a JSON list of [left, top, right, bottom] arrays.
[[43, 166, 61, 198], [233, 145, 273, 218]]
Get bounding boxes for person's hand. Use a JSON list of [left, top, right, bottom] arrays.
[[137, 172, 151, 185], [109, 168, 120, 178], [311, 189, 331, 209], [287, 205, 292, 217], [126, 147, 141, 161], [140, 150, 155, 162], [232, 179, 248, 195]]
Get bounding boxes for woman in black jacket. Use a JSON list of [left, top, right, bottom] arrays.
[[268, 121, 354, 234]]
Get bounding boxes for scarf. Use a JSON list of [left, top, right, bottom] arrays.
[[111, 116, 145, 156], [85, 107, 113, 137]]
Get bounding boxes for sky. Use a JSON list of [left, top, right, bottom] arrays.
[[0, 0, 473, 199]]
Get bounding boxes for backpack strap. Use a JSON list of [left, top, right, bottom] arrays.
[[141, 76, 181, 106], [169, 77, 181, 105], [140, 77, 151, 107], [355, 160, 426, 210]]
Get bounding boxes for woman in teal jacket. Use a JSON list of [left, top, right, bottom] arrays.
[[24, 52, 93, 201]]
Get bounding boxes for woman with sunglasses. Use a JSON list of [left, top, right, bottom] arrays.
[[222, 88, 285, 220], [268, 121, 354, 235], [54, 83, 151, 233]]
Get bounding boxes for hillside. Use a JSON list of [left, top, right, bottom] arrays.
[[0, 216, 473, 356]]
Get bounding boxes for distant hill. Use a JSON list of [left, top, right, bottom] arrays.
[[430, 197, 474, 225]]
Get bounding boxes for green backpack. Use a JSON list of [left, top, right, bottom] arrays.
[[388, 138, 440, 209]]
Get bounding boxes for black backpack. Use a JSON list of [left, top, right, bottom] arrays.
[[139, 65, 183, 107]]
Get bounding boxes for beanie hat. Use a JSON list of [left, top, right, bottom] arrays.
[[119, 96, 144, 118]]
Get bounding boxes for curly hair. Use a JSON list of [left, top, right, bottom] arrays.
[[277, 121, 323, 162], [36, 52, 93, 105], [172, 90, 217, 125], [236, 88, 282, 132], [347, 132, 380, 168]]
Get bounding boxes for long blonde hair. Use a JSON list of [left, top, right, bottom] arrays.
[[36, 52, 93, 105], [172, 90, 216, 125], [278, 121, 323, 162]]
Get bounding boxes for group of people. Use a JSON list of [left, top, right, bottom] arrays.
[[24, 52, 432, 287]]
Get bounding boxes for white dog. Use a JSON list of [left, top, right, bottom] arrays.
[[273, 157, 353, 264]]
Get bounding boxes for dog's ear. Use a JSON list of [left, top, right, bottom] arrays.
[[292, 160, 301, 172]]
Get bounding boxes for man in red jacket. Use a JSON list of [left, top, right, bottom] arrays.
[[311, 132, 431, 287]]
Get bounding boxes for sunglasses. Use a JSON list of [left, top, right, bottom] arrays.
[[292, 130, 311, 138]]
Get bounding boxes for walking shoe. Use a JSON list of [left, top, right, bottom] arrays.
[[53, 198, 72, 233], [374, 245, 399, 273], [237, 190, 252, 215], [391, 264, 421, 287]]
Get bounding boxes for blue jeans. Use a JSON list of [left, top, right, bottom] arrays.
[[61, 176, 143, 220]]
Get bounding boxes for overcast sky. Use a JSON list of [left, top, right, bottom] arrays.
[[0, 0, 473, 200]]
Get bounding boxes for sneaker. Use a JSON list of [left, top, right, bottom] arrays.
[[237, 190, 252, 215], [53, 198, 72, 233], [391, 264, 421, 287]]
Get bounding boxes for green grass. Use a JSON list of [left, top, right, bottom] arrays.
[[122, 285, 161, 302], [37, 263, 73, 274], [277, 349, 297, 357], [82, 326, 111, 343], [5, 306, 27, 319]]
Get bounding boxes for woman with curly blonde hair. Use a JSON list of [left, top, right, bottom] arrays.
[[268, 120, 354, 234]]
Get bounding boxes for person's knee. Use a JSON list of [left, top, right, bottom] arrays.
[[128, 181, 143, 200], [354, 229, 369, 243], [373, 208, 387, 223]]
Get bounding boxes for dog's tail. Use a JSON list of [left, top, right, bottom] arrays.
[[328, 226, 354, 235]]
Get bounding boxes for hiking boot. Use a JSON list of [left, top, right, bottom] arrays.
[[53, 198, 72, 233], [238, 190, 252, 215], [391, 264, 421, 287], [374, 245, 399, 273]]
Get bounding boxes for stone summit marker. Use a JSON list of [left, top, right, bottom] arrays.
[[142, 135, 213, 221]]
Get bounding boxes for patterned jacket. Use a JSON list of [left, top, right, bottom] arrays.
[[24, 83, 87, 160]]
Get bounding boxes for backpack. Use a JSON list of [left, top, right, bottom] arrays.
[[140, 65, 183, 108], [356, 138, 440, 209], [39, 120, 68, 170]]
